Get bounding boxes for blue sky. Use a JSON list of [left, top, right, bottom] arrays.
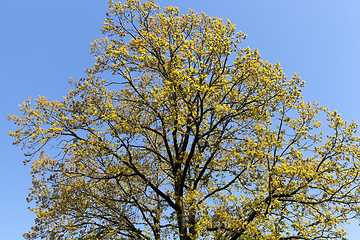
[[1, 0, 360, 239]]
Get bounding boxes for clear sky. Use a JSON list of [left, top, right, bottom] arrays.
[[1, 0, 360, 239]]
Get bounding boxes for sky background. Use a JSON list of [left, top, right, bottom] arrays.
[[1, 0, 360, 239]]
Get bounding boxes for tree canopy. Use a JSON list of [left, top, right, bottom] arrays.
[[9, 0, 360, 239]]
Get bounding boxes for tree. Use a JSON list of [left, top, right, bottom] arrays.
[[8, 0, 360, 239]]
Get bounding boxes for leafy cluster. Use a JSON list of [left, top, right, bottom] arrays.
[[9, 0, 360, 239]]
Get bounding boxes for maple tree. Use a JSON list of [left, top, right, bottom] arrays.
[[9, 0, 360, 239]]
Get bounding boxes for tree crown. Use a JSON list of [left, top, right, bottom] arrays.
[[9, 0, 360, 239]]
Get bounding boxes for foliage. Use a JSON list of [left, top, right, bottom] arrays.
[[9, 0, 360, 239]]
